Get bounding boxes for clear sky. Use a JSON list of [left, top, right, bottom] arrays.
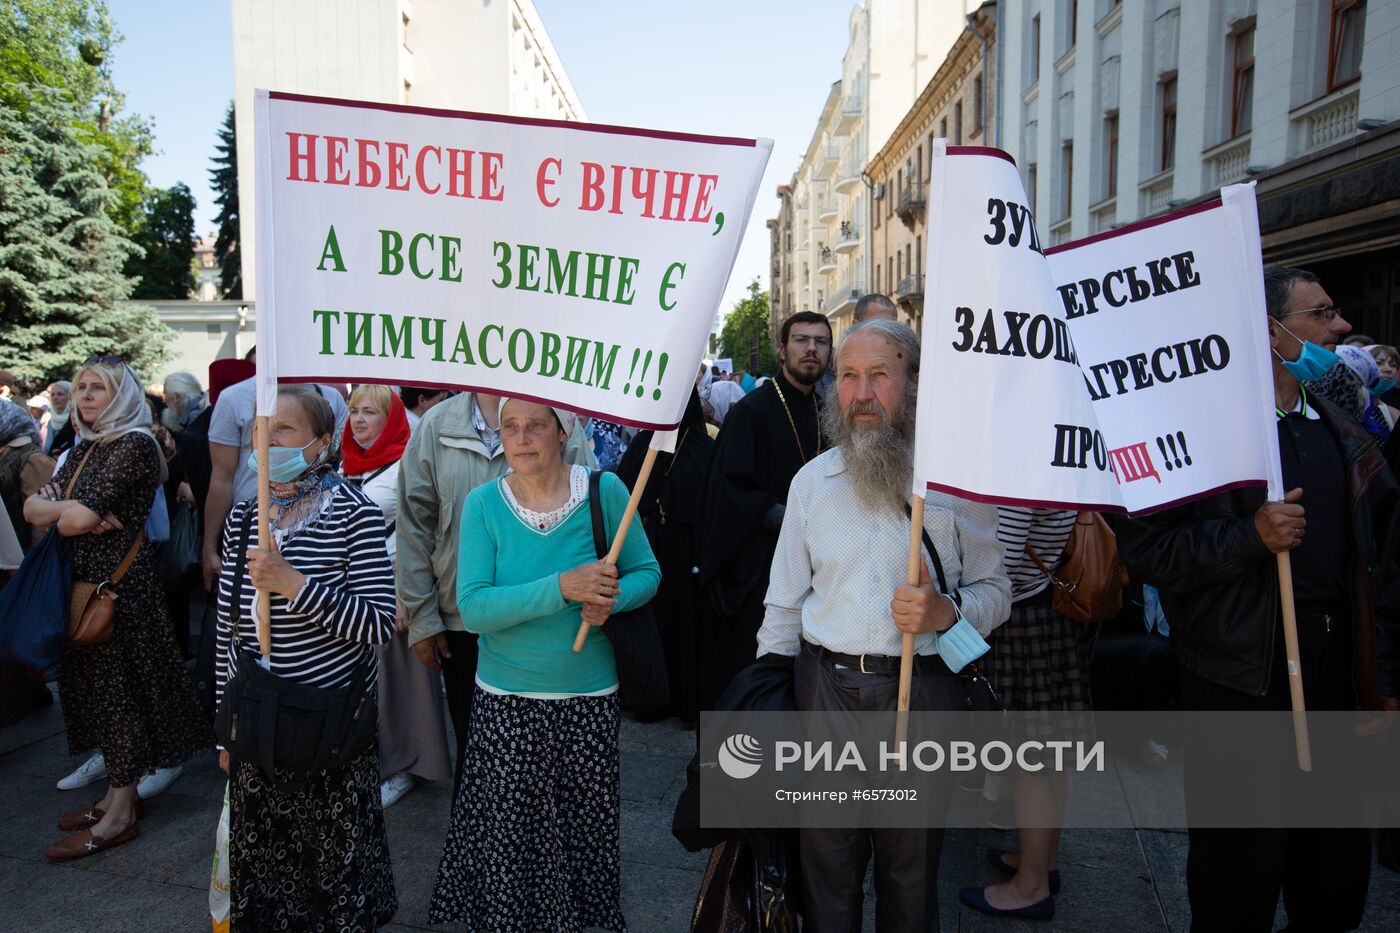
[[106, 0, 860, 317]]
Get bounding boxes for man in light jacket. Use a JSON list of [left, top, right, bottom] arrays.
[[396, 391, 595, 790]]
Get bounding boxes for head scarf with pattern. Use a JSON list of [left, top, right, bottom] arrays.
[[71, 360, 168, 481], [0, 398, 38, 446]]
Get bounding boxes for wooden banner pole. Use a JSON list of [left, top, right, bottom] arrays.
[[572, 447, 659, 653], [896, 496, 925, 746], [1276, 549, 1312, 771], [255, 414, 272, 658]]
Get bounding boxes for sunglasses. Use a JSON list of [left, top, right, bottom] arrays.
[[82, 354, 125, 367]]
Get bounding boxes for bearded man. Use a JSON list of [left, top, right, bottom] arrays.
[[696, 310, 832, 711], [757, 319, 1011, 932]]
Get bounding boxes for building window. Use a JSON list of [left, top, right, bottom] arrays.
[[954, 101, 963, 144], [887, 255, 893, 292], [1068, 0, 1078, 49], [1160, 77, 1177, 172], [896, 251, 902, 281], [1028, 163, 1038, 216], [905, 244, 912, 281], [973, 76, 984, 134], [1328, 0, 1366, 90], [915, 236, 922, 276], [876, 263, 881, 290], [916, 145, 923, 185], [1105, 113, 1119, 198], [1031, 13, 1041, 81], [1231, 27, 1255, 137], [1061, 142, 1073, 219]]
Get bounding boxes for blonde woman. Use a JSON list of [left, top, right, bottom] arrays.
[[25, 356, 210, 861], [342, 384, 450, 807]]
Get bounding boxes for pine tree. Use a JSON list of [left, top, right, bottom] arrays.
[[210, 101, 240, 299], [125, 182, 197, 299], [0, 86, 171, 387]]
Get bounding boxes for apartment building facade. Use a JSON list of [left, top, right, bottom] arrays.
[[1000, 0, 1400, 337], [230, 0, 587, 296], [868, 2, 997, 335]]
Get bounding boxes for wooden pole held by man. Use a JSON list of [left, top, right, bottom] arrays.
[[1276, 549, 1312, 771]]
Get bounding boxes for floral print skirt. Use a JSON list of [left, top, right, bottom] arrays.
[[229, 742, 397, 932], [429, 688, 625, 932]]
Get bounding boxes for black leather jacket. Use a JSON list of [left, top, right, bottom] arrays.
[[1117, 396, 1400, 707]]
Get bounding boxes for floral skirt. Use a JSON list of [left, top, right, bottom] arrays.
[[229, 742, 397, 932], [429, 687, 625, 932]]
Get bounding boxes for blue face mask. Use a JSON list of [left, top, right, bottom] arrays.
[[1374, 379, 1396, 396], [246, 438, 320, 484], [1274, 320, 1340, 383], [935, 616, 990, 674]]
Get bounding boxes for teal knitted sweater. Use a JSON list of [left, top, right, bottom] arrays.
[[456, 470, 661, 695]]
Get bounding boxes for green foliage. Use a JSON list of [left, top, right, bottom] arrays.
[[210, 101, 240, 298], [0, 86, 170, 389], [718, 278, 778, 375], [0, 0, 154, 238], [126, 182, 197, 299]]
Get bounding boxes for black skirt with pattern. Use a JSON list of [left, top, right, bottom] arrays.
[[984, 588, 1095, 713], [429, 687, 626, 932], [229, 741, 397, 931]]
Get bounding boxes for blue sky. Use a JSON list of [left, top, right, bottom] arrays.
[[107, 0, 859, 315]]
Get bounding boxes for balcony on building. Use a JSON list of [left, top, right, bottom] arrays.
[[1138, 169, 1174, 217], [817, 246, 837, 275], [817, 142, 841, 179], [897, 181, 927, 229], [1203, 133, 1251, 189], [895, 274, 925, 313], [835, 153, 862, 194], [828, 276, 866, 321], [835, 91, 862, 136], [834, 220, 861, 254], [1289, 84, 1361, 158], [817, 194, 839, 224]]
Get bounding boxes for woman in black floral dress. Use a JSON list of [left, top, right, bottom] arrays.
[[26, 358, 211, 861]]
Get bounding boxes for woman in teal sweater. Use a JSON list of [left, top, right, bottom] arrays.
[[428, 397, 659, 932]]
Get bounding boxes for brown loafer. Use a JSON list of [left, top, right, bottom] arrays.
[[57, 798, 144, 831], [44, 823, 139, 861]]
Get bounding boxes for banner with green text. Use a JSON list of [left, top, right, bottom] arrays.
[[253, 90, 772, 427]]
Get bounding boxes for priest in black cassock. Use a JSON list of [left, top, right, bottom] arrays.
[[695, 310, 832, 711]]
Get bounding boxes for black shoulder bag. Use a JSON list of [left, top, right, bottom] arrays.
[[903, 502, 1005, 714], [588, 470, 670, 713], [212, 507, 378, 792]]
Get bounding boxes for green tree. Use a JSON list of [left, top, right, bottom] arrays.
[[0, 0, 155, 237], [209, 102, 241, 298], [0, 86, 170, 388], [125, 182, 196, 299], [718, 278, 778, 375]]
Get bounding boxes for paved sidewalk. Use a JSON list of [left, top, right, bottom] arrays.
[[2, 692, 1397, 931]]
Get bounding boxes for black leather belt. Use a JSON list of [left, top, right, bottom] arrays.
[[817, 645, 952, 677]]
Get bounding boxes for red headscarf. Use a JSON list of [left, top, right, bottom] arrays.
[[341, 390, 410, 476]]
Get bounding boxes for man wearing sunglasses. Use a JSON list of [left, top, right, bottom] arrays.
[[1116, 266, 1400, 931]]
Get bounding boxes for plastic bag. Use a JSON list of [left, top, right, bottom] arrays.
[[145, 489, 170, 544], [0, 528, 73, 668], [158, 501, 200, 587], [210, 782, 230, 932]]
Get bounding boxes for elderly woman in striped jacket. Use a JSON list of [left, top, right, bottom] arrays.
[[215, 384, 399, 932]]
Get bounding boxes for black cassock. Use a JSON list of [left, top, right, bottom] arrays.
[[617, 389, 715, 724], [694, 370, 822, 712]]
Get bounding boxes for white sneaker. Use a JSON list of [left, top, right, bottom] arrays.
[[136, 764, 183, 799], [56, 753, 107, 791], [380, 772, 414, 810]]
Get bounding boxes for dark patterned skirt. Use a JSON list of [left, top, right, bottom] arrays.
[[59, 562, 211, 787], [984, 589, 1095, 714], [230, 742, 397, 932], [429, 688, 625, 932]]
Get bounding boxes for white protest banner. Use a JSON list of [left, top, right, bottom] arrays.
[[913, 141, 1120, 510], [1046, 183, 1281, 514], [253, 90, 772, 429]]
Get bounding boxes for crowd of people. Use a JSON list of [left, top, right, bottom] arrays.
[[0, 263, 1397, 932]]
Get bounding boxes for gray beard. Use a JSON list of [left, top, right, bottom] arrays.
[[822, 382, 918, 511]]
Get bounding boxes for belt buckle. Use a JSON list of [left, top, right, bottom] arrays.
[[859, 654, 870, 675]]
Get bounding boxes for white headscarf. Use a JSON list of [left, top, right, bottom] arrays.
[[71, 361, 167, 480], [46, 380, 71, 431], [497, 396, 579, 438]]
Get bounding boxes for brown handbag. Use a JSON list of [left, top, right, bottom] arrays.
[[1026, 512, 1126, 624], [62, 443, 144, 646]]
